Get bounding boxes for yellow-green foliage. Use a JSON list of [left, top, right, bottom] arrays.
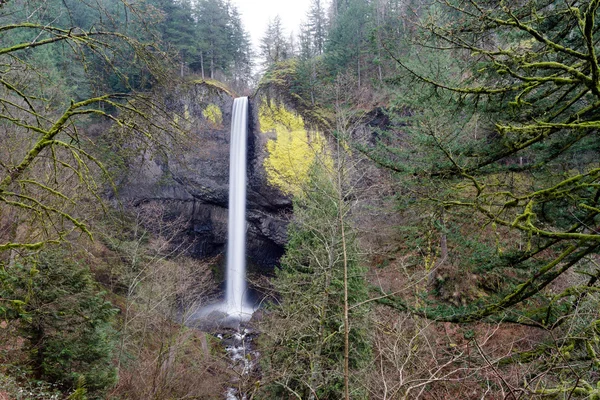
[[258, 59, 298, 88], [173, 104, 192, 131], [203, 103, 223, 127], [260, 99, 330, 195], [193, 78, 237, 97]]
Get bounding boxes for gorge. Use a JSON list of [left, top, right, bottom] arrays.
[[3, 0, 600, 397]]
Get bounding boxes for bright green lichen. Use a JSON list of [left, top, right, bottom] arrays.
[[193, 78, 236, 97], [203, 103, 223, 127], [260, 99, 331, 195], [184, 104, 191, 120]]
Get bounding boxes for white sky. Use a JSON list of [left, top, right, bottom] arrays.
[[230, 0, 314, 53]]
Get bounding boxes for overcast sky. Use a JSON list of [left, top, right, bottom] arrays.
[[230, 0, 315, 53]]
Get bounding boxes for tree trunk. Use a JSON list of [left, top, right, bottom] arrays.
[[428, 210, 448, 286], [336, 133, 351, 400], [357, 55, 361, 90], [200, 52, 205, 79]]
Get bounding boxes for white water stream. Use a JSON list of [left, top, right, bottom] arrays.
[[190, 97, 254, 324], [224, 96, 252, 319], [222, 97, 256, 400], [188, 97, 257, 400]]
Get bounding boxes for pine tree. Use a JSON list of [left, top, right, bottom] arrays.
[[324, 0, 371, 87], [1, 250, 118, 397], [195, 0, 232, 78], [298, 21, 313, 60], [152, 0, 198, 76], [307, 0, 327, 55], [362, 2, 600, 395], [228, 5, 254, 90], [259, 155, 370, 399], [260, 15, 290, 68]]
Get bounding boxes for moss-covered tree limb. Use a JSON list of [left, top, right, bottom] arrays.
[[377, 241, 599, 325], [0, 23, 150, 65], [0, 12, 177, 253]]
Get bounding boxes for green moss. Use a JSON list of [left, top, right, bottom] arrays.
[[202, 103, 223, 127], [259, 99, 331, 195], [192, 78, 236, 97], [258, 59, 299, 88], [260, 99, 304, 132], [184, 104, 191, 120]]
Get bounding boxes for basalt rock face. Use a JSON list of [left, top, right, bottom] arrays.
[[119, 81, 291, 271]]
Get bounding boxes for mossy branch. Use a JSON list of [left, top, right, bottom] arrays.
[[0, 24, 128, 56], [378, 243, 598, 323]]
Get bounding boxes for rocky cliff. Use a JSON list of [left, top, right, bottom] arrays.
[[118, 80, 291, 271]]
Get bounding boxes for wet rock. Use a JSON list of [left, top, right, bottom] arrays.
[[118, 81, 291, 271]]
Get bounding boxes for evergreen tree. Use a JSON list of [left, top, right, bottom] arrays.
[[195, 0, 232, 78], [260, 15, 291, 68], [324, 0, 371, 87], [360, 1, 600, 396], [191, 0, 252, 82], [371, 0, 413, 82], [228, 5, 254, 90], [298, 21, 314, 60], [307, 0, 327, 55], [152, 0, 199, 76], [1, 250, 117, 397], [295, 24, 322, 105], [259, 159, 370, 399]]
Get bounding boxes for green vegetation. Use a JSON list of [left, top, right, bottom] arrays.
[[203, 103, 223, 127], [259, 159, 370, 399], [0, 0, 232, 397], [1, 249, 117, 398], [3, 0, 600, 398], [256, 0, 600, 397], [259, 98, 331, 195], [152, 0, 253, 89]]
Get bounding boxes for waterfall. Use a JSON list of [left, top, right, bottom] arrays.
[[190, 97, 253, 327], [189, 98, 256, 400], [225, 97, 251, 318]]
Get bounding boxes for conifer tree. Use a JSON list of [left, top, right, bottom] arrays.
[[152, 0, 198, 76], [260, 15, 291, 68], [298, 21, 314, 60], [195, 0, 232, 78], [4, 250, 118, 397], [359, 2, 600, 395], [259, 136, 370, 399], [228, 5, 254, 90], [325, 0, 371, 87], [307, 0, 327, 55]]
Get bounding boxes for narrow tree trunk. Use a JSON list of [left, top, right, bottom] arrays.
[[336, 134, 351, 400], [357, 55, 361, 90], [200, 52, 205, 79], [311, 61, 317, 105], [341, 210, 350, 400], [377, 43, 383, 83], [428, 209, 448, 286]]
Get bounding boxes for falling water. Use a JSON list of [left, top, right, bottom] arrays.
[[225, 97, 252, 319], [189, 97, 256, 400], [189, 97, 252, 328]]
